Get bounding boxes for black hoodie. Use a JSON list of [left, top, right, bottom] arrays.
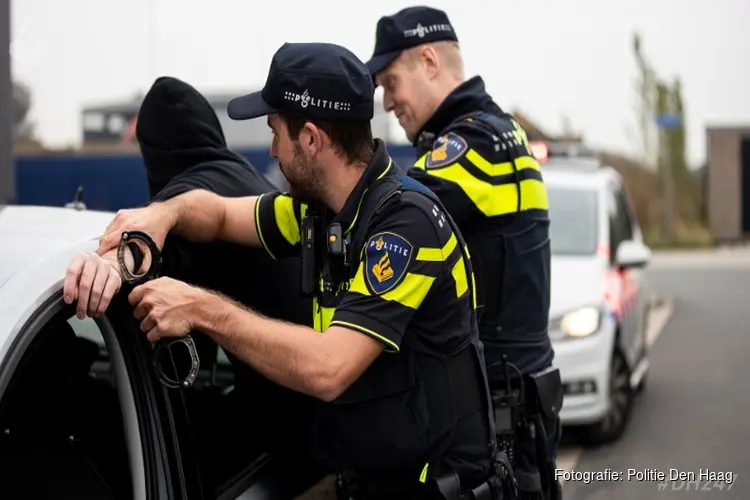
[[135, 76, 311, 327], [134, 79, 318, 488]]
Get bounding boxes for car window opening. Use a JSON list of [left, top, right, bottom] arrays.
[[0, 311, 132, 499]]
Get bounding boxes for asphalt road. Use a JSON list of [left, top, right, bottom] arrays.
[[562, 251, 749, 499]]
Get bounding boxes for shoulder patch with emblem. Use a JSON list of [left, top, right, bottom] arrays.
[[364, 232, 414, 294], [426, 132, 468, 169]]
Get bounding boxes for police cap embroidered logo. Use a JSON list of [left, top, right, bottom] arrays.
[[426, 132, 468, 169], [365, 232, 414, 294]]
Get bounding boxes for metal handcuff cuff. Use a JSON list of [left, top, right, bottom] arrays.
[[117, 230, 200, 390]]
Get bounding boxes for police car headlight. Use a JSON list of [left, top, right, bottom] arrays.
[[549, 306, 601, 340]]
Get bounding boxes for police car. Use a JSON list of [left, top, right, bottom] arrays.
[[0, 204, 323, 498], [536, 142, 653, 446]]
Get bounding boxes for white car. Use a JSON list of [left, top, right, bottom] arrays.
[[535, 143, 653, 446], [0, 204, 325, 499]]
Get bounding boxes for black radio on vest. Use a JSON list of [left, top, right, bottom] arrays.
[[301, 206, 321, 297]]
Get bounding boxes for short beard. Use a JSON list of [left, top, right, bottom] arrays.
[[284, 142, 326, 204]]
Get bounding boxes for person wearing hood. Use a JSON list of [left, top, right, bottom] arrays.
[[135, 76, 309, 325], [65, 76, 319, 496]]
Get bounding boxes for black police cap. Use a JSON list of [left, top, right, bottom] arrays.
[[365, 6, 458, 79], [228, 42, 375, 123]]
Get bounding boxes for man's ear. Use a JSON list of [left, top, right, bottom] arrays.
[[419, 45, 440, 80], [301, 122, 324, 156]]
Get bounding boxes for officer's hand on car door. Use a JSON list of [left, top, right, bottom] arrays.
[[64, 250, 123, 319], [97, 203, 176, 255]]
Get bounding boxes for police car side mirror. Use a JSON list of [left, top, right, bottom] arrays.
[[615, 240, 651, 269]]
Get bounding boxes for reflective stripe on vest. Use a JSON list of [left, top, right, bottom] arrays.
[[414, 115, 549, 218]]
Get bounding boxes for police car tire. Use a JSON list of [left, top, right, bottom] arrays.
[[578, 348, 634, 447]]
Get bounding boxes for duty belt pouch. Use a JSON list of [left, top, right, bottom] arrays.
[[524, 366, 563, 420]]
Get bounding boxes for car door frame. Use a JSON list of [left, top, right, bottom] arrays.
[[0, 287, 184, 499], [105, 291, 196, 499]]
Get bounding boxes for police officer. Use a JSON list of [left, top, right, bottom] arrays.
[[82, 42, 515, 500], [366, 7, 563, 499]]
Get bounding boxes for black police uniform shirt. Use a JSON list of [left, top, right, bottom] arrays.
[[253, 139, 491, 483], [407, 76, 554, 380]]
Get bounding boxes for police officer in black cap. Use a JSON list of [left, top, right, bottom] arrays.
[[94, 41, 516, 500], [366, 7, 563, 500]]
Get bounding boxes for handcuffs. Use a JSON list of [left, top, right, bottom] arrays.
[[117, 230, 200, 390]]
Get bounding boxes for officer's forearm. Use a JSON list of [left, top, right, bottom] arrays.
[[192, 290, 341, 401], [163, 189, 261, 247], [163, 189, 227, 243]]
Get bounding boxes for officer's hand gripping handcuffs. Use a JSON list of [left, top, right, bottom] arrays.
[[117, 230, 200, 390]]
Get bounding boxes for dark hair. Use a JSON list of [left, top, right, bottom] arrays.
[[279, 113, 374, 165]]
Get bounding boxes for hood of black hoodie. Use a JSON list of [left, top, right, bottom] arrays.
[[136, 76, 250, 197]]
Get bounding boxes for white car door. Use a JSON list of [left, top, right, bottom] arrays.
[[0, 242, 170, 500]]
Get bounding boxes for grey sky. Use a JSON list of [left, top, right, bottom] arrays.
[[10, 0, 750, 166]]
